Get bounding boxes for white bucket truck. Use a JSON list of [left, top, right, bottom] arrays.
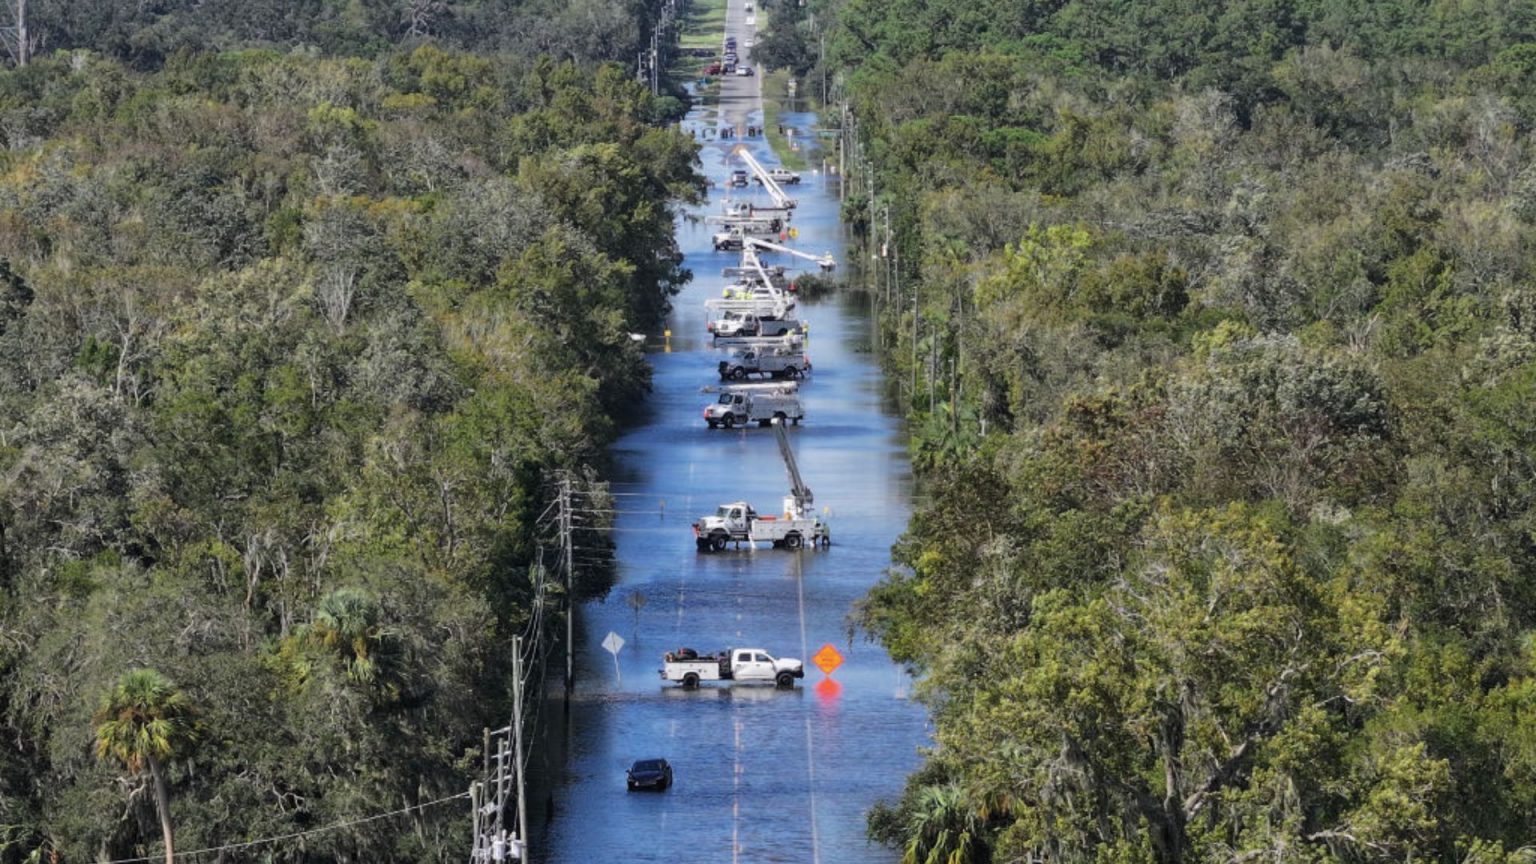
[[702, 383, 804, 429]]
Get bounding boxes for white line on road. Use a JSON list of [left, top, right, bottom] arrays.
[[733, 713, 744, 864], [795, 556, 822, 864]]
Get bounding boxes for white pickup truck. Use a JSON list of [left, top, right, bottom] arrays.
[[694, 500, 829, 551], [659, 647, 804, 688], [753, 167, 801, 185], [703, 386, 803, 428]]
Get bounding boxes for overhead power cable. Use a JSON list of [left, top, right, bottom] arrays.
[[99, 791, 470, 863]]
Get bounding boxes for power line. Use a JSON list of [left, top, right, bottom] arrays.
[[100, 792, 470, 864]]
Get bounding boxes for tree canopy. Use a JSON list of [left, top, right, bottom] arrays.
[[0, 37, 698, 863], [818, 0, 1536, 860]]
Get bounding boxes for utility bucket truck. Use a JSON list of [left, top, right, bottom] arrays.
[[709, 311, 801, 339], [711, 219, 781, 251], [744, 237, 837, 273], [702, 382, 804, 428], [703, 240, 835, 327], [705, 281, 794, 321], [660, 647, 804, 688], [712, 331, 807, 351], [693, 420, 829, 551], [718, 346, 810, 380], [731, 146, 797, 211]]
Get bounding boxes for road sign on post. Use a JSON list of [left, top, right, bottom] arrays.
[[812, 643, 843, 676], [603, 631, 626, 683]]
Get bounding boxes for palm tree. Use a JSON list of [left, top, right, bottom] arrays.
[[902, 784, 989, 864], [94, 668, 196, 864], [309, 587, 399, 692]]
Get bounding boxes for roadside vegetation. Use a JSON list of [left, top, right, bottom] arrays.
[[792, 0, 1536, 860], [672, 0, 728, 87], [761, 69, 812, 171], [0, 10, 700, 861]]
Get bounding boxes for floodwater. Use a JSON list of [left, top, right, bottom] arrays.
[[527, 3, 929, 860]]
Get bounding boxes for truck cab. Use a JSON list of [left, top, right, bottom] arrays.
[[727, 649, 781, 680], [728, 169, 749, 187], [706, 392, 750, 427], [711, 503, 754, 532]]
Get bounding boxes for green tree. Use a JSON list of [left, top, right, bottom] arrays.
[[93, 669, 196, 864], [900, 784, 990, 864], [309, 587, 399, 690]]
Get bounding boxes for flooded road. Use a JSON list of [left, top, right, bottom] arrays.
[[530, 5, 928, 861]]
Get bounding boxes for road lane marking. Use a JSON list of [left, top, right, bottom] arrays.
[[732, 714, 743, 864], [795, 557, 822, 864]]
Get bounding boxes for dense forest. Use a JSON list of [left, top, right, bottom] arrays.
[[16, 0, 666, 69], [0, 5, 699, 860], [768, 0, 1536, 860]]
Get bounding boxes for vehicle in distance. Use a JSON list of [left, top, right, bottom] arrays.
[[710, 312, 800, 339], [626, 759, 673, 791], [660, 647, 804, 688], [703, 384, 803, 429], [728, 169, 749, 187], [694, 420, 828, 551], [694, 500, 827, 550], [719, 347, 810, 380], [705, 61, 721, 75], [753, 167, 801, 186], [735, 66, 754, 76]]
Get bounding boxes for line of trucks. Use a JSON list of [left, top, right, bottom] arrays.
[[650, 146, 832, 692], [691, 154, 835, 557]]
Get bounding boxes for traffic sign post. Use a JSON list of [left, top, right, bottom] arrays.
[[812, 643, 843, 676], [602, 631, 626, 684]]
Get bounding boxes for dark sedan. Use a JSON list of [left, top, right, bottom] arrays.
[[626, 758, 673, 791]]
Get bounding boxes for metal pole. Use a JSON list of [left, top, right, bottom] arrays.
[[838, 102, 846, 202], [470, 780, 483, 862], [911, 290, 919, 401], [492, 738, 506, 845], [512, 636, 529, 861], [561, 476, 574, 708], [15, 0, 27, 67]]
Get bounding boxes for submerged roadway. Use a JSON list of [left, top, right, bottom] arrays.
[[529, 3, 929, 861]]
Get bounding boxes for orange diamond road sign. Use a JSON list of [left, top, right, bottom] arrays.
[[812, 643, 844, 676]]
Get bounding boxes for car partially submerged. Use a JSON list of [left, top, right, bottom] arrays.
[[626, 758, 673, 791]]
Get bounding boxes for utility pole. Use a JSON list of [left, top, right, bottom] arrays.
[[512, 635, 529, 862], [14, 0, 26, 67], [838, 102, 846, 202], [470, 638, 531, 861], [560, 474, 574, 710]]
